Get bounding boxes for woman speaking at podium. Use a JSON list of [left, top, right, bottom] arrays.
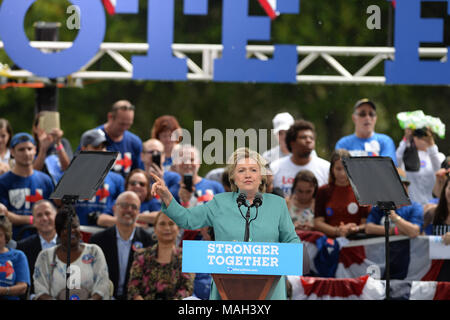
[[150, 147, 302, 300]]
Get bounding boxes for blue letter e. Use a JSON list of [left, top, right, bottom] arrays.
[[385, 0, 450, 85]]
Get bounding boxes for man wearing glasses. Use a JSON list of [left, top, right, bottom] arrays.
[[335, 98, 397, 166], [90, 191, 155, 300]]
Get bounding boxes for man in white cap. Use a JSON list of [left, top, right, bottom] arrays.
[[262, 112, 294, 164]]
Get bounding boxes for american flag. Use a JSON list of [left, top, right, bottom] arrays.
[[258, 0, 278, 20], [103, 0, 280, 18], [102, 0, 116, 15]]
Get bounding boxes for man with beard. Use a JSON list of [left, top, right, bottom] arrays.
[[270, 120, 330, 197], [89, 191, 155, 300]]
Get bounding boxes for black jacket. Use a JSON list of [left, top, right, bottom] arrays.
[[16, 234, 43, 294]]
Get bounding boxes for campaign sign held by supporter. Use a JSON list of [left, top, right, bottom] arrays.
[[182, 240, 303, 276]]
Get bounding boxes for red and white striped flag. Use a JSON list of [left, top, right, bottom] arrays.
[[102, 0, 116, 15], [258, 0, 279, 20]]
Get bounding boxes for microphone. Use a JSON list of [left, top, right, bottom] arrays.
[[236, 192, 247, 208], [252, 192, 263, 208]]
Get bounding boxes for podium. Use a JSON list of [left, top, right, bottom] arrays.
[[182, 240, 302, 300], [212, 274, 280, 300]]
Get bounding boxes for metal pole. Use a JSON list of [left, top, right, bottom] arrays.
[[384, 209, 390, 300]]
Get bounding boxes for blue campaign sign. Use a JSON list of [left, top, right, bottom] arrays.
[[182, 240, 303, 276]]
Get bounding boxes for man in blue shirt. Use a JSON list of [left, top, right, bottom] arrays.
[[335, 99, 397, 166], [90, 191, 154, 300], [0, 133, 54, 240], [170, 144, 224, 207], [96, 100, 144, 177], [75, 129, 124, 227], [141, 138, 181, 198], [365, 169, 423, 237]]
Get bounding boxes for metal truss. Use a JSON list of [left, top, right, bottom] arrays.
[[0, 41, 447, 85]]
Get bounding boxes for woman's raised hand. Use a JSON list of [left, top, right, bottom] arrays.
[[149, 172, 173, 207]]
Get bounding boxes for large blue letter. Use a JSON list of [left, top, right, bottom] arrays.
[[132, 0, 187, 81], [0, 0, 105, 78], [214, 0, 299, 83], [385, 0, 450, 85], [132, 0, 208, 81]]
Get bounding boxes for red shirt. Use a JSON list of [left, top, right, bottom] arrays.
[[314, 184, 369, 226]]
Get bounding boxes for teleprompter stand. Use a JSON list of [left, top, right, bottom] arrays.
[[50, 151, 118, 300], [342, 157, 410, 300]]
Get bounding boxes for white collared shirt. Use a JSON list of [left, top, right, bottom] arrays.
[[39, 234, 58, 250]]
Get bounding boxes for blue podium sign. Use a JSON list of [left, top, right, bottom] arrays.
[[182, 240, 302, 276]]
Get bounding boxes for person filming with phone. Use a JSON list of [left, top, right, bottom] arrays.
[[170, 144, 224, 208], [141, 139, 181, 199]]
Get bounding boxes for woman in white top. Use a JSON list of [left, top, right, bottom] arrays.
[[33, 208, 110, 300], [396, 127, 445, 206]]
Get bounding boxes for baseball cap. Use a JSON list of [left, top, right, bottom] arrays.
[[10, 132, 36, 149], [272, 112, 294, 134], [80, 129, 107, 147], [353, 98, 376, 111]]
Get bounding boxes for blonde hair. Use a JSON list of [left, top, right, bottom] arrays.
[[227, 148, 268, 193]]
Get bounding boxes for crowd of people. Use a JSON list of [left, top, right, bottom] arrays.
[[0, 98, 449, 300]]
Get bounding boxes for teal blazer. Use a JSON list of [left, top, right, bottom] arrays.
[[162, 191, 301, 300]]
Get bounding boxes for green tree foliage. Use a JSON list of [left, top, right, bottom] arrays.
[[0, 0, 449, 176]]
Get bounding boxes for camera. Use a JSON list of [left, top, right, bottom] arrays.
[[412, 128, 427, 138]]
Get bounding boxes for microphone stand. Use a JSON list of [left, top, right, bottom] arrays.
[[377, 201, 396, 301], [62, 195, 78, 300], [237, 193, 262, 242], [244, 206, 251, 242]]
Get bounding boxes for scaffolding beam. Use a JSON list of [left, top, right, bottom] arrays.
[[0, 41, 447, 85]]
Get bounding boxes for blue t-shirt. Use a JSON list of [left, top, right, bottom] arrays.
[[335, 132, 398, 166], [0, 171, 54, 239], [172, 177, 225, 204], [140, 198, 161, 213], [96, 125, 144, 177], [163, 170, 181, 197], [0, 249, 30, 300], [162, 157, 173, 172], [75, 171, 125, 226], [367, 201, 424, 230]]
